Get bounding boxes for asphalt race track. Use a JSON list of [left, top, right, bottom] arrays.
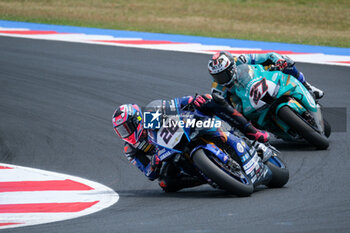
[[1, 36, 349, 233]]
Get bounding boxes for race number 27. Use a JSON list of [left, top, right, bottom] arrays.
[[250, 78, 268, 105]]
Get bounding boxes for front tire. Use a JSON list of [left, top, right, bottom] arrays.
[[192, 149, 254, 197], [324, 119, 331, 138], [265, 157, 289, 188], [278, 106, 329, 150]]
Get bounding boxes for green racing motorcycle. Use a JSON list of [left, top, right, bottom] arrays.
[[230, 64, 331, 149]]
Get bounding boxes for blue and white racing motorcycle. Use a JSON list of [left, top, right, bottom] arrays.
[[145, 98, 289, 197]]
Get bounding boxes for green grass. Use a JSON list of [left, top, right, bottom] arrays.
[[0, 0, 349, 47]]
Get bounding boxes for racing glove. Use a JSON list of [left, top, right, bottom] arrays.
[[275, 58, 288, 71], [192, 94, 214, 115], [150, 154, 162, 173], [193, 94, 212, 108]]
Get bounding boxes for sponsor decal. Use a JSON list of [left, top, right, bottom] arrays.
[[243, 159, 255, 171], [251, 175, 257, 183], [158, 149, 173, 160], [236, 142, 244, 153], [241, 153, 250, 163], [246, 164, 256, 175]]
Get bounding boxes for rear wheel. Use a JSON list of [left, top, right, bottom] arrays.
[[192, 149, 254, 197], [278, 106, 329, 150]]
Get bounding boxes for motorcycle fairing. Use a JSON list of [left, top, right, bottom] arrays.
[[225, 132, 269, 184], [233, 64, 324, 138]]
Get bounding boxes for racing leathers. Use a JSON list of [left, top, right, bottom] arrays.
[[123, 132, 204, 192]]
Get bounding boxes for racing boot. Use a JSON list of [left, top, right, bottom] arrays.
[[303, 81, 324, 99], [159, 175, 204, 193], [243, 122, 270, 143], [158, 163, 204, 192]]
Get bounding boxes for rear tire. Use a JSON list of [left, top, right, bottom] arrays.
[[192, 149, 254, 197], [278, 106, 329, 150]]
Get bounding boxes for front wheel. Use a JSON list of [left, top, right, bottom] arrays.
[[278, 106, 329, 150], [265, 157, 289, 188], [192, 149, 254, 197], [324, 118, 331, 138]]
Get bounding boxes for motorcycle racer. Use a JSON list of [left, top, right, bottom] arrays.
[[209, 51, 324, 107], [112, 94, 270, 192]]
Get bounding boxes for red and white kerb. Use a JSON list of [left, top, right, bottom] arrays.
[[0, 163, 119, 229]]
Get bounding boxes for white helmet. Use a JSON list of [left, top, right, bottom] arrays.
[[208, 51, 237, 86]]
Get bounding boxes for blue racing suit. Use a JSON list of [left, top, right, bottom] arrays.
[[122, 96, 205, 192]]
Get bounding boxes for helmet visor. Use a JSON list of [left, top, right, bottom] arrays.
[[212, 67, 234, 85], [114, 120, 136, 138]]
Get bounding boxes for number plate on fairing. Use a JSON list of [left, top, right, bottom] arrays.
[[249, 78, 277, 109], [156, 115, 184, 149]]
